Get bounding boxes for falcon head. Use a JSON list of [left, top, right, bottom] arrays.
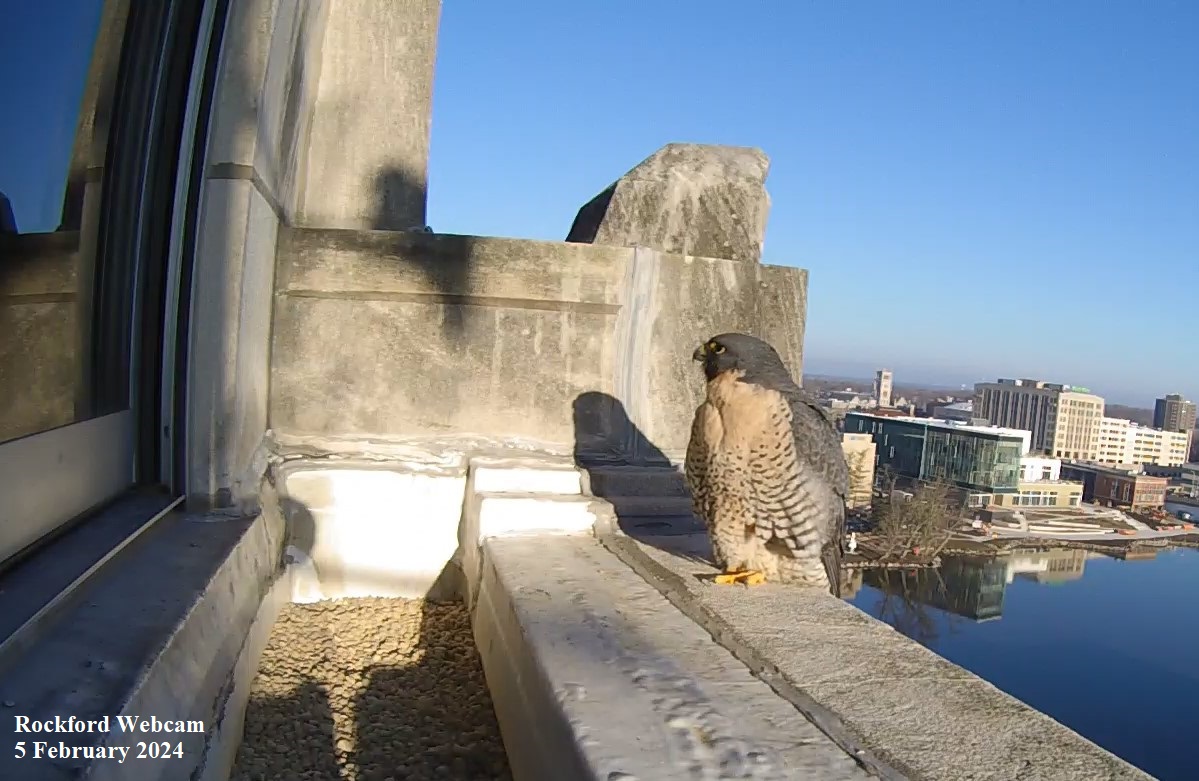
[[692, 332, 789, 383]]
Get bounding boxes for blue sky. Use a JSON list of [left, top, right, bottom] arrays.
[[0, 1, 102, 233], [427, 1, 1198, 406], [2, 2, 1193, 407]]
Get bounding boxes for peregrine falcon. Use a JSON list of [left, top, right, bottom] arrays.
[[685, 333, 849, 596]]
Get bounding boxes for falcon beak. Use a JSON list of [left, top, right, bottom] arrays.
[[692, 344, 706, 362]]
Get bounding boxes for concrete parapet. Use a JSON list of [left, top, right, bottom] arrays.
[[567, 143, 771, 263], [615, 530, 1154, 781], [473, 535, 874, 780], [269, 228, 807, 459]]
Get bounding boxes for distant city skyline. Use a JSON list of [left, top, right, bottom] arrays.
[[425, 2, 1197, 407], [803, 355, 1192, 410]]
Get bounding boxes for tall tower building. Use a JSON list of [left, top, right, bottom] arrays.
[[973, 379, 1105, 460], [1155, 394, 1197, 461], [873, 369, 893, 409]]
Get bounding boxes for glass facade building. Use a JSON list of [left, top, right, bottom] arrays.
[[845, 412, 1023, 494]]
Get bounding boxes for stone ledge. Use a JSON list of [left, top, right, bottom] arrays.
[[0, 501, 285, 781], [615, 531, 1153, 781], [472, 535, 874, 781], [269, 226, 808, 454], [0, 491, 176, 651]]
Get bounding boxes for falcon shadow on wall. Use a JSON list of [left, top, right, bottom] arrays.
[[571, 390, 717, 568]]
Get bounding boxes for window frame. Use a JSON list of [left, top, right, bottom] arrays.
[[0, 0, 228, 570]]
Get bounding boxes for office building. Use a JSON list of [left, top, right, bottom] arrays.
[[1155, 394, 1197, 460], [988, 455, 1083, 508], [1059, 463, 1168, 509], [1154, 394, 1197, 434], [989, 480, 1083, 509], [1096, 417, 1189, 467], [874, 369, 893, 409], [931, 401, 974, 422], [1019, 455, 1060, 482], [841, 432, 877, 509], [973, 379, 1104, 460], [844, 412, 1026, 506], [1181, 463, 1199, 499]]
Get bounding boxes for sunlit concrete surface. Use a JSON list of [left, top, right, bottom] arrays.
[[474, 534, 875, 781], [618, 528, 1155, 781], [280, 463, 468, 601]]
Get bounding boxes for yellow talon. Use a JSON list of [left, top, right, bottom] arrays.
[[713, 570, 766, 586]]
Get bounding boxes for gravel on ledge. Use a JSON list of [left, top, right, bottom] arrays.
[[231, 597, 511, 781]]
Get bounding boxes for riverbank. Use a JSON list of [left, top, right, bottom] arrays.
[[847, 529, 1199, 567]]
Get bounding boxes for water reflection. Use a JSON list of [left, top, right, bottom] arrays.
[[0, 1, 123, 443], [851, 546, 1199, 780], [863, 548, 1104, 638]]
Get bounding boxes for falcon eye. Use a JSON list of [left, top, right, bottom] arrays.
[[710, 342, 725, 354]]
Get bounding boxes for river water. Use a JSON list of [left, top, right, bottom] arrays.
[[849, 543, 1199, 780]]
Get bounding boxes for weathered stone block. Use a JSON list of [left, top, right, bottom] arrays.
[[567, 143, 771, 263], [269, 229, 807, 463], [298, 0, 441, 230], [270, 229, 627, 445]]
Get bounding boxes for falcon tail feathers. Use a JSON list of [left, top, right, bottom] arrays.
[[821, 538, 843, 599]]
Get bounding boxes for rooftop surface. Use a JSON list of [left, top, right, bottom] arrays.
[[848, 411, 1033, 442], [1063, 462, 1171, 478], [985, 379, 1096, 394]]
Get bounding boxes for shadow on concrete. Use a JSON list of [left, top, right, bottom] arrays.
[[372, 167, 473, 341], [352, 599, 511, 780], [570, 390, 675, 469], [571, 390, 712, 558], [232, 679, 341, 780], [230, 568, 512, 779]]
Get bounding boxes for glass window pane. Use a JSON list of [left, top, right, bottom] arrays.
[[0, 1, 127, 444]]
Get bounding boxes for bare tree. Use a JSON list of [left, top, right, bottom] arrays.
[[870, 479, 960, 561]]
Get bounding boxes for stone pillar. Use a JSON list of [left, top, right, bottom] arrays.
[[296, 0, 442, 231], [188, 0, 334, 509], [567, 143, 771, 263], [189, 0, 444, 508]]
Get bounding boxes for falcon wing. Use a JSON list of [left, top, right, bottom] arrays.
[[784, 387, 850, 597], [685, 401, 717, 536]]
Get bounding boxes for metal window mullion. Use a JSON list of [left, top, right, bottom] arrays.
[[126, 3, 184, 485], [157, 0, 226, 489]]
